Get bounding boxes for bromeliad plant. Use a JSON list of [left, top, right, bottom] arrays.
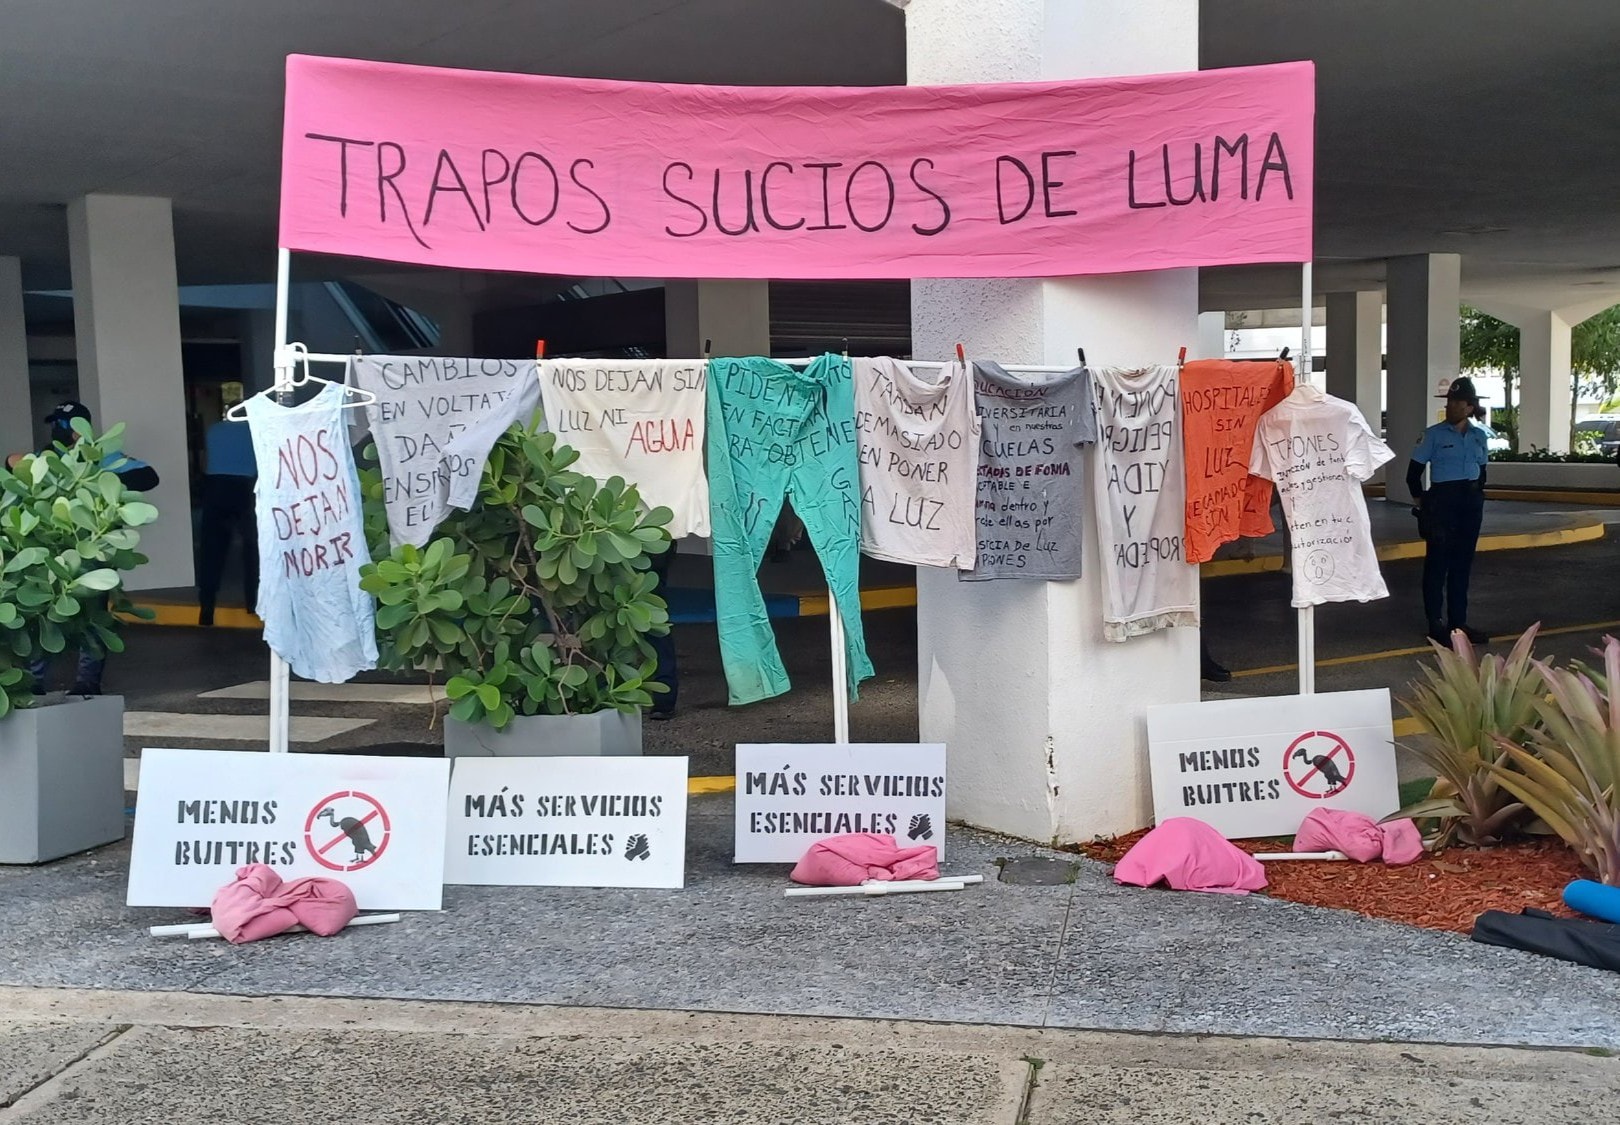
[[0, 421, 157, 717], [358, 425, 672, 729], [1390, 625, 1545, 845], [1486, 637, 1620, 885]]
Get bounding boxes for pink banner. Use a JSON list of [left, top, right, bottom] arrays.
[[280, 55, 1313, 280]]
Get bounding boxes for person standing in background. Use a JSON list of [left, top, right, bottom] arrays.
[[196, 406, 259, 627], [1407, 377, 1492, 646]]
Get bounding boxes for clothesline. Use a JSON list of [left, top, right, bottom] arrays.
[[285, 350, 1086, 375]]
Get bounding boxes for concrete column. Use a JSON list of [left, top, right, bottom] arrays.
[[0, 258, 32, 459], [1195, 311, 1226, 360], [68, 194, 193, 590], [1516, 311, 1574, 453], [1325, 291, 1383, 432], [908, 0, 1199, 844], [1385, 254, 1460, 502], [664, 281, 770, 358]]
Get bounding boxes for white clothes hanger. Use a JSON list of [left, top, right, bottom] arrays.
[[226, 343, 378, 420]]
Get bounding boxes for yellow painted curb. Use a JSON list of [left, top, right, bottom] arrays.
[[1205, 519, 1606, 577], [119, 604, 262, 629], [126, 519, 1608, 626], [798, 586, 918, 616], [688, 775, 736, 795], [1392, 717, 1422, 739]]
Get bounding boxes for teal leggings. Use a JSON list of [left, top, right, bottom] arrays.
[[706, 355, 874, 705]]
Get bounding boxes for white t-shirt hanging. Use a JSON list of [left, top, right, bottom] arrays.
[[245, 381, 378, 683], [1090, 364, 1199, 641], [1249, 387, 1395, 608], [537, 359, 709, 537], [852, 357, 979, 569], [349, 356, 541, 549]]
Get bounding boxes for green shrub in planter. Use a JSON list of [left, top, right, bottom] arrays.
[[358, 425, 672, 728], [0, 421, 157, 717]]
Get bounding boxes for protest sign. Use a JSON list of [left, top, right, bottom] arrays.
[[444, 756, 688, 888], [245, 383, 377, 682], [350, 355, 540, 548], [128, 749, 449, 910], [963, 362, 1095, 580], [1146, 690, 1399, 839], [1179, 359, 1293, 564], [1249, 392, 1395, 607], [1091, 365, 1198, 639], [853, 358, 979, 569], [537, 359, 710, 537], [281, 56, 1314, 279], [735, 744, 947, 863]]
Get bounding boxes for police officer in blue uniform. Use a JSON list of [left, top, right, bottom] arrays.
[[1405, 377, 1491, 646]]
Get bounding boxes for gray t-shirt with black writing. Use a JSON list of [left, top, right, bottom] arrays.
[[961, 362, 1097, 581]]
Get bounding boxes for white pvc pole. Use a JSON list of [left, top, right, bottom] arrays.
[[1297, 261, 1316, 696], [148, 913, 403, 940], [786, 880, 966, 898], [268, 248, 294, 753], [1254, 851, 1348, 862], [828, 590, 850, 745]]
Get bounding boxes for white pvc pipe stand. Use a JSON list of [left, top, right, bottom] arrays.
[[1297, 261, 1316, 697], [269, 247, 294, 753]]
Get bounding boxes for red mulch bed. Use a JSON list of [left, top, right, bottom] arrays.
[[1077, 829, 1585, 934]]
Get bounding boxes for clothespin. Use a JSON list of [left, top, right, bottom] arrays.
[[353, 336, 363, 357], [955, 343, 966, 363], [535, 339, 546, 360], [1076, 347, 1087, 366], [1177, 346, 1187, 367], [841, 337, 849, 360], [703, 337, 712, 359], [1279, 346, 1291, 361]]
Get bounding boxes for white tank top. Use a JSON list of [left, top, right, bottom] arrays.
[[245, 381, 378, 683]]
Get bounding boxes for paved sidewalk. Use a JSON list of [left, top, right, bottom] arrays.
[[4, 798, 1619, 1050], [1, 987, 1615, 1124]]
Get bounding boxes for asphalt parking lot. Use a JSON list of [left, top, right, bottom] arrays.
[[75, 502, 1620, 781]]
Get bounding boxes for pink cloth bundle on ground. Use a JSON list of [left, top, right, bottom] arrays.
[[1294, 808, 1424, 865], [210, 864, 358, 944], [1112, 817, 1269, 895], [789, 833, 940, 886]]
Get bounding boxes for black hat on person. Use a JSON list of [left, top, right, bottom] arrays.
[[1438, 377, 1480, 404], [43, 400, 93, 430]]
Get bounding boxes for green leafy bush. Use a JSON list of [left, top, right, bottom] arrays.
[[1488, 636, 1620, 885], [1391, 625, 1544, 845], [0, 422, 157, 717], [358, 425, 671, 729]]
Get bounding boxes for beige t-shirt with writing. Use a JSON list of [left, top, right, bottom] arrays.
[[852, 358, 979, 569], [537, 359, 710, 537]]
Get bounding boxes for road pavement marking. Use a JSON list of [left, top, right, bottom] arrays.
[[1232, 618, 1620, 679], [123, 712, 373, 743], [201, 681, 439, 705]]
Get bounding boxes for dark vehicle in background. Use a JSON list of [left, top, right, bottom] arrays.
[[1572, 416, 1620, 457]]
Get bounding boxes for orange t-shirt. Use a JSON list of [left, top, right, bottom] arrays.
[[1180, 359, 1295, 564]]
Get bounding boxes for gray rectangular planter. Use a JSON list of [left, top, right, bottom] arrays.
[[0, 694, 126, 864], [444, 709, 643, 758]]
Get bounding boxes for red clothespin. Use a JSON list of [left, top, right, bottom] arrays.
[[1177, 346, 1187, 367], [535, 339, 546, 360], [955, 343, 966, 363]]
